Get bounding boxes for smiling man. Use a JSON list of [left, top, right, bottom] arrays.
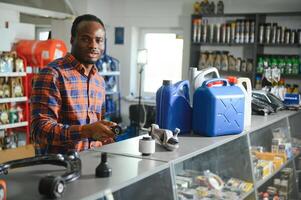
[[31, 14, 116, 155]]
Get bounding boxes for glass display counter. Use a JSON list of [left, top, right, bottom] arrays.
[[1, 110, 301, 200]]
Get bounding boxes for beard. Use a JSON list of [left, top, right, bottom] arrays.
[[71, 47, 101, 65], [82, 58, 97, 64]]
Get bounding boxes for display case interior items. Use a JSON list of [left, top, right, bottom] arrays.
[[174, 135, 255, 200], [256, 163, 299, 200], [0, 51, 29, 152], [190, 11, 301, 87]]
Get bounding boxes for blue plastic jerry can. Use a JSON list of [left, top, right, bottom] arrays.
[[156, 80, 192, 134], [193, 78, 245, 136]]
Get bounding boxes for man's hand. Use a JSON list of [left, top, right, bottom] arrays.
[[82, 120, 117, 140]]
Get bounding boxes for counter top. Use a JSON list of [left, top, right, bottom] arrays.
[[2, 151, 169, 200], [94, 110, 300, 163]]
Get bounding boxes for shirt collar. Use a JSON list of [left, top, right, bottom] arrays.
[[65, 53, 98, 76]]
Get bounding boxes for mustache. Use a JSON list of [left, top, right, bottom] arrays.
[[89, 49, 101, 54]]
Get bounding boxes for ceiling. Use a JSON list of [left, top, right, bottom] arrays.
[[0, 0, 75, 18]]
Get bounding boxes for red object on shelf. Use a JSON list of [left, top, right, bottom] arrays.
[[15, 39, 67, 67]]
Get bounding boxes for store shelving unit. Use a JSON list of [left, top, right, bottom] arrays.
[[0, 57, 30, 145], [99, 67, 121, 122], [189, 12, 301, 87]]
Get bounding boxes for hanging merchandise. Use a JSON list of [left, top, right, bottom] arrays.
[[15, 40, 67, 67], [156, 80, 192, 134], [193, 78, 245, 136], [104, 76, 117, 92]]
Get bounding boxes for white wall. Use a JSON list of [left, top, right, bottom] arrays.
[[0, 8, 35, 50], [53, 0, 301, 125]]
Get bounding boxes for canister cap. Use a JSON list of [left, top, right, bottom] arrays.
[[163, 80, 172, 85], [227, 76, 237, 84]]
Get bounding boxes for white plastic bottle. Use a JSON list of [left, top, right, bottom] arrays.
[[237, 77, 252, 130], [189, 67, 220, 101]]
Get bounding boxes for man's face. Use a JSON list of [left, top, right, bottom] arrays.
[[71, 21, 105, 66]]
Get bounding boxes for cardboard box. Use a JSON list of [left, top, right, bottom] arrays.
[[0, 144, 34, 163]]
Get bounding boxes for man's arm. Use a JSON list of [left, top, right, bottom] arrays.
[[30, 67, 83, 145]]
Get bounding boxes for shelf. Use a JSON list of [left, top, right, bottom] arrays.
[[255, 157, 294, 189], [104, 110, 120, 116], [99, 71, 120, 76], [220, 70, 252, 77], [259, 12, 301, 17], [281, 74, 301, 80], [0, 121, 28, 130], [192, 42, 255, 46], [192, 12, 301, 18], [192, 13, 256, 18], [256, 73, 301, 80], [258, 43, 300, 48], [0, 72, 26, 77], [0, 97, 27, 104], [106, 91, 119, 95], [241, 188, 255, 200]]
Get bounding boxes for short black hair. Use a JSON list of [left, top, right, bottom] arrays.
[[71, 14, 105, 37]]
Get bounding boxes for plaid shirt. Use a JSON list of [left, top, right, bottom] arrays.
[[31, 53, 108, 154]]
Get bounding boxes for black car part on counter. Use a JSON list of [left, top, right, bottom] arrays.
[[0, 151, 81, 199]]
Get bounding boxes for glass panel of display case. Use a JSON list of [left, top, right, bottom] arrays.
[[244, 192, 256, 200], [173, 135, 254, 200], [256, 162, 299, 200], [289, 112, 301, 153], [109, 167, 174, 200], [249, 118, 300, 199], [249, 118, 291, 152], [289, 111, 301, 195]]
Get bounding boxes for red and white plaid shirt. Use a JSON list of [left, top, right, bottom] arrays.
[[31, 53, 112, 154]]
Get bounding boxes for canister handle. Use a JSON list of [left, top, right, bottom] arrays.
[[193, 67, 220, 89], [237, 77, 252, 96], [175, 80, 190, 101], [202, 78, 228, 88]]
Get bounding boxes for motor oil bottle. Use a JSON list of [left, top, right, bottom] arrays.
[[237, 77, 252, 130], [156, 80, 192, 134], [189, 67, 220, 101]]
